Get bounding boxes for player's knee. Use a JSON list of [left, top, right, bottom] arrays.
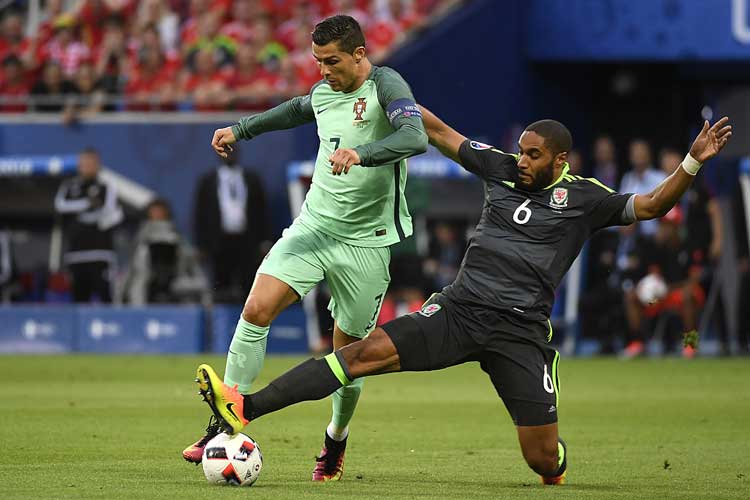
[[242, 296, 275, 326]]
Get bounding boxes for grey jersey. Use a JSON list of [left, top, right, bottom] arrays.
[[443, 140, 636, 321]]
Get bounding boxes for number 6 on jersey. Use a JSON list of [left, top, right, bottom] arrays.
[[513, 199, 532, 225]]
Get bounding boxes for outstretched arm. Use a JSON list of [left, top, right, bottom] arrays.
[[633, 117, 732, 220], [418, 104, 466, 163], [211, 93, 317, 158]]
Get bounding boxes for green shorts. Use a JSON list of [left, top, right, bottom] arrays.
[[257, 220, 391, 338]]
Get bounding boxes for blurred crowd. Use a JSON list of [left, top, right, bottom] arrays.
[[1, 137, 748, 356], [572, 136, 749, 357], [0, 0, 455, 115]]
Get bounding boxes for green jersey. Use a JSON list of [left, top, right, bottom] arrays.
[[232, 65, 427, 247]]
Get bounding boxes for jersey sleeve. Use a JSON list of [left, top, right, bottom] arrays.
[[457, 139, 517, 180], [353, 67, 427, 167], [585, 179, 637, 230], [231, 80, 322, 140]]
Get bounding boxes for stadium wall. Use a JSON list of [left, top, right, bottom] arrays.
[[0, 117, 317, 238]]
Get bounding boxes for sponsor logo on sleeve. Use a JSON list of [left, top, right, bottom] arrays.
[[470, 141, 492, 150], [418, 303, 442, 317]]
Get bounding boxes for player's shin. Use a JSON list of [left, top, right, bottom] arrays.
[[329, 378, 364, 440], [224, 318, 269, 394], [243, 352, 352, 421]]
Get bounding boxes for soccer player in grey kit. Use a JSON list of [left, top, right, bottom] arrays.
[[194, 109, 731, 484]]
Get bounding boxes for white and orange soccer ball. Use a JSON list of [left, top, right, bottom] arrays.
[[202, 432, 263, 487]]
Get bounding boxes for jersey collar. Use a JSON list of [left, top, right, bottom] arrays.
[[544, 162, 570, 190]]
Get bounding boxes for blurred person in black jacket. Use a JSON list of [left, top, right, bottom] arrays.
[[54, 147, 123, 302], [123, 198, 207, 304], [194, 148, 271, 302]]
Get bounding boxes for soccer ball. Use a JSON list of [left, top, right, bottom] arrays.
[[635, 273, 668, 305], [202, 432, 263, 486]]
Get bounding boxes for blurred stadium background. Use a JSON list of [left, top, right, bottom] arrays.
[[1, 0, 748, 358]]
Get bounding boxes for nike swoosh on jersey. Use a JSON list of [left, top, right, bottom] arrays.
[[317, 107, 328, 114]]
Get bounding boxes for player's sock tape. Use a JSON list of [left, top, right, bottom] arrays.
[[325, 352, 353, 386]]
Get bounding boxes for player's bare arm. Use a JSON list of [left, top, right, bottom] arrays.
[[418, 104, 466, 163], [633, 117, 732, 220]]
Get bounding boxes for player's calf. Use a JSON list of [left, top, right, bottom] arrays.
[[539, 438, 567, 485]]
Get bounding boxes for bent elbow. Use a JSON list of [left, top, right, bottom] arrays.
[[414, 129, 428, 155]]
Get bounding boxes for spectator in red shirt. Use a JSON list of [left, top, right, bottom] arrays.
[[288, 25, 322, 89], [275, 1, 323, 49], [274, 55, 308, 100], [75, 0, 137, 48], [331, 0, 371, 28], [227, 43, 278, 109], [0, 10, 31, 65], [367, 0, 425, 61], [94, 16, 129, 98], [75, 0, 110, 48], [30, 60, 77, 112], [125, 40, 179, 110], [68, 62, 107, 119], [136, 0, 180, 53], [35, 0, 65, 49], [0, 55, 30, 113], [40, 14, 91, 78], [185, 11, 236, 69], [251, 15, 287, 72], [134, 23, 181, 69], [220, 0, 261, 46], [181, 0, 211, 46], [179, 47, 230, 111]]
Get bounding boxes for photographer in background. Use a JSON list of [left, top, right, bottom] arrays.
[[54, 147, 123, 303], [123, 198, 207, 305]]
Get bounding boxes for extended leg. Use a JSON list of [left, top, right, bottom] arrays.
[[224, 273, 299, 393], [183, 273, 298, 463]]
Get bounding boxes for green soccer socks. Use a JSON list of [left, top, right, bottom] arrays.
[[328, 377, 365, 440], [224, 318, 269, 394]]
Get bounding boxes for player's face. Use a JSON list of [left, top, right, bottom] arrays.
[[517, 131, 565, 191], [312, 41, 364, 92]]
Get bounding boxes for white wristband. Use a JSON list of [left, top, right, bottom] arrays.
[[681, 153, 702, 176]]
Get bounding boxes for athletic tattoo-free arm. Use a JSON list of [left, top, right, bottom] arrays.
[[633, 117, 732, 220], [417, 104, 466, 164]]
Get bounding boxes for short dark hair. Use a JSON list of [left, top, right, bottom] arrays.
[[312, 15, 365, 53], [525, 120, 572, 155]]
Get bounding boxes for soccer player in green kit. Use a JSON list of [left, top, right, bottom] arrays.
[[182, 15, 427, 481]]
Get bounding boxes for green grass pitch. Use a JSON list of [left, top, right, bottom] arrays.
[[1, 355, 748, 499]]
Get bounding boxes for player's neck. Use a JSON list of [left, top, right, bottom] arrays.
[[344, 59, 373, 93]]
